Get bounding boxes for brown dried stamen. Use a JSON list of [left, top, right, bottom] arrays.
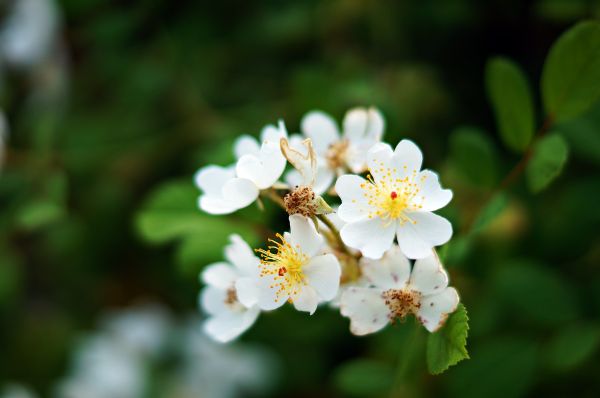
[[382, 288, 421, 323], [326, 139, 350, 169], [284, 185, 317, 217]]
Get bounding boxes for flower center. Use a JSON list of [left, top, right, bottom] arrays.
[[359, 162, 425, 224], [326, 139, 350, 169], [382, 288, 422, 321], [223, 286, 245, 311], [255, 233, 308, 302]]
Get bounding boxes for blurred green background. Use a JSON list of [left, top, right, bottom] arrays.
[[1, 0, 600, 397]]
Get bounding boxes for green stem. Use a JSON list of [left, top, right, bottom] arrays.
[[316, 213, 352, 256]]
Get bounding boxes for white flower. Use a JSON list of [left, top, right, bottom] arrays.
[[0, 0, 60, 68], [299, 107, 385, 186], [284, 134, 335, 195], [195, 121, 287, 215], [199, 234, 262, 343], [340, 246, 459, 335], [336, 139, 453, 259], [254, 215, 341, 314]]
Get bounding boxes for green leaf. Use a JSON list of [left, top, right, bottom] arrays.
[[449, 127, 498, 188], [16, 200, 66, 231], [446, 337, 538, 398], [333, 359, 394, 396], [493, 260, 579, 326], [526, 134, 569, 192], [426, 303, 470, 375], [558, 103, 600, 165], [545, 322, 600, 372], [470, 193, 508, 235], [542, 21, 600, 121], [486, 57, 535, 152]]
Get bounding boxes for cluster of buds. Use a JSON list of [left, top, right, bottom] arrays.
[[195, 107, 459, 342]]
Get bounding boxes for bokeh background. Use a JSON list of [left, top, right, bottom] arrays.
[[1, 0, 600, 397]]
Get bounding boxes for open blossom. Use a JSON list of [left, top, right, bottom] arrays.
[[195, 121, 287, 215], [200, 234, 263, 343], [336, 139, 453, 259], [254, 215, 341, 314], [340, 246, 459, 335]]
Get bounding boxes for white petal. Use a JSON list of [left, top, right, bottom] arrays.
[[417, 287, 459, 332], [335, 174, 370, 222], [340, 218, 396, 259], [396, 212, 452, 259], [360, 245, 410, 289], [288, 214, 323, 257], [291, 285, 319, 314], [409, 253, 449, 295], [410, 170, 452, 212], [236, 141, 286, 189], [260, 120, 288, 143], [340, 287, 389, 336], [225, 234, 260, 277], [312, 163, 335, 195], [194, 165, 235, 196], [199, 196, 244, 215], [303, 254, 341, 301], [367, 143, 397, 183], [203, 306, 260, 343], [233, 135, 261, 159], [301, 111, 339, 154], [235, 277, 259, 308], [221, 177, 260, 208], [343, 107, 385, 143], [199, 286, 227, 315], [392, 140, 423, 179], [201, 263, 237, 289], [285, 169, 304, 189], [255, 274, 286, 311]]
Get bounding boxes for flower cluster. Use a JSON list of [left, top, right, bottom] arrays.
[[195, 107, 459, 342]]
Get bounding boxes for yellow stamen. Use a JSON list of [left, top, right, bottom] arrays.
[[255, 233, 308, 302]]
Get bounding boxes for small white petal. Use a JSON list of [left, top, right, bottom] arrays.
[[199, 196, 244, 215], [225, 234, 260, 277], [233, 135, 261, 159], [396, 212, 452, 259], [312, 162, 336, 195], [409, 253, 449, 295], [291, 285, 319, 314], [340, 287, 389, 336], [361, 245, 410, 290], [255, 274, 286, 311], [289, 214, 323, 257], [236, 141, 286, 189], [199, 286, 227, 315], [343, 107, 385, 143], [221, 178, 260, 208], [303, 254, 341, 301], [201, 263, 237, 289], [411, 170, 452, 212], [260, 120, 288, 143], [194, 165, 235, 196], [301, 111, 340, 154], [417, 287, 459, 332], [203, 306, 260, 343], [340, 218, 396, 259], [367, 143, 396, 183], [335, 174, 370, 222], [392, 140, 423, 179], [235, 277, 260, 308]]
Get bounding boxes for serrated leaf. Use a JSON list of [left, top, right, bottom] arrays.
[[449, 126, 498, 188], [526, 134, 569, 192], [545, 322, 600, 372], [333, 359, 394, 396], [426, 303, 470, 375], [486, 57, 535, 152], [542, 21, 600, 121]]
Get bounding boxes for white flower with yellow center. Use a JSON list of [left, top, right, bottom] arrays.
[[340, 246, 459, 335], [199, 234, 263, 343], [336, 139, 453, 259], [195, 121, 288, 215], [254, 215, 341, 314]]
